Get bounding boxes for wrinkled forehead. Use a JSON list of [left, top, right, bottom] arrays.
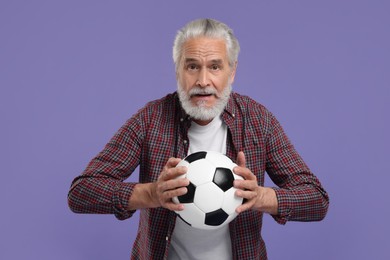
[[181, 37, 229, 63]]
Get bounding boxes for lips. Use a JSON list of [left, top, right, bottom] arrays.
[[194, 93, 213, 97], [191, 91, 216, 98], [191, 93, 216, 101]]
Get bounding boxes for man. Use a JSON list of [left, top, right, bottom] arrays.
[[68, 18, 329, 259]]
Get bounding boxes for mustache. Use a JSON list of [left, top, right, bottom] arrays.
[[188, 87, 218, 97]]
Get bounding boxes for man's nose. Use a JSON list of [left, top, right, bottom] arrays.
[[196, 69, 210, 87]]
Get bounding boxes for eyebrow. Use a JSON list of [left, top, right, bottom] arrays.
[[184, 58, 224, 64], [184, 58, 199, 64]]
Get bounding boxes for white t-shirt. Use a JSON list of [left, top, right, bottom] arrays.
[[168, 116, 232, 260], [187, 115, 227, 155]]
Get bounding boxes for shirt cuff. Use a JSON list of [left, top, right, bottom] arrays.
[[112, 182, 137, 220], [271, 187, 293, 225]]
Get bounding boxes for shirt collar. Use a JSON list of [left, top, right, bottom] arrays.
[[224, 92, 237, 120]]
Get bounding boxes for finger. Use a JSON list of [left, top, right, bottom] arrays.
[[234, 190, 258, 213], [235, 188, 258, 200], [161, 157, 186, 181], [165, 186, 188, 199], [160, 187, 188, 211], [162, 166, 187, 181], [165, 201, 185, 211], [235, 201, 254, 214], [233, 166, 256, 181], [158, 178, 189, 194], [236, 151, 246, 168], [166, 157, 182, 168]]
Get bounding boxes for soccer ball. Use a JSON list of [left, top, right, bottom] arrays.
[[172, 151, 244, 230]]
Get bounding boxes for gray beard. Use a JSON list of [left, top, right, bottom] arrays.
[[177, 83, 232, 121]]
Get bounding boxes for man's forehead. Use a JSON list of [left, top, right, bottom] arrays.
[[181, 37, 228, 61]]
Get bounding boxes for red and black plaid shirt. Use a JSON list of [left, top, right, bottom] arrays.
[[68, 92, 329, 259]]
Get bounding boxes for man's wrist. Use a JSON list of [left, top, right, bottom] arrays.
[[255, 187, 278, 215], [128, 182, 160, 210]]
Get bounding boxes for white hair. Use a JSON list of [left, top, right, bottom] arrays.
[[173, 18, 240, 72]]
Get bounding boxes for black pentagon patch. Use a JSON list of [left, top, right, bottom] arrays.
[[185, 151, 207, 163], [213, 167, 234, 192], [177, 182, 196, 203], [205, 209, 229, 226]]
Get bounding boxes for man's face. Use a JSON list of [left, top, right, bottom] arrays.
[[177, 37, 236, 125]]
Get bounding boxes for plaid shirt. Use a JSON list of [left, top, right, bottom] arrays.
[[68, 92, 329, 259]]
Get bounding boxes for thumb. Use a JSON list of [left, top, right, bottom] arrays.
[[236, 151, 246, 168]]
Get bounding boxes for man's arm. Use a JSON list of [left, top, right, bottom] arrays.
[[68, 115, 143, 220], [233, 112, 329, 223], [264, 113, 329, 224]]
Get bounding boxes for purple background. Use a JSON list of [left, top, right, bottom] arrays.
[[1, 1, 389, 259]]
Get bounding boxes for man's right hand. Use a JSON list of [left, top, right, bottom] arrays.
[[128, 157, 189, 211], [154, 157, 189, 211]]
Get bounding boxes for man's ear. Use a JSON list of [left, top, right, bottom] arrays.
[[229, 61, 238, 84]]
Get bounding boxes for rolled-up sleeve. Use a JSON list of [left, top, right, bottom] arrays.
[[68, 111, 145, 220], [265, 113, 329, 224]]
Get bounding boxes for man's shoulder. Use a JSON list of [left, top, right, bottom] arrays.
[[135, 92, 179, 117], [124, 92, 178, 129], [230, 92, 270, 115], [229, 92, 278, 133], [144, 92, 178, 108]]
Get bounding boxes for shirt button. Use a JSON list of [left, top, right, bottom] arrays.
[[166, 236, 169, 241], [180, 118, 184, 122], [183, 140, 188, 145]]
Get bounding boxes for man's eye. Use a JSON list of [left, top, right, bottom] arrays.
[[210, 65, 220, 70], [187, 64, 198, 70]]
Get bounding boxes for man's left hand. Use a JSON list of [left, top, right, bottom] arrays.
[[233, 151, 278, 215]]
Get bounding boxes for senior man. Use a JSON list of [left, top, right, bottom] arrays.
[[68, 18, 329, 259]]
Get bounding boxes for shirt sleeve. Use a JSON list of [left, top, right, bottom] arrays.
[[265, 113, 329, 224], [68, 111, 145, 220]]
